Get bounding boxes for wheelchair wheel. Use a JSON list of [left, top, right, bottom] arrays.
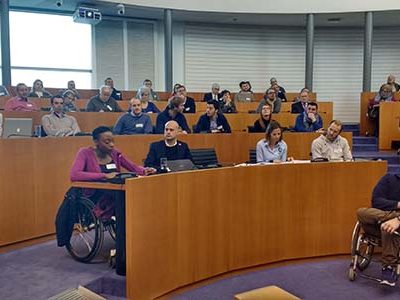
[[350, 221, 375, 271], [104, 216, 116, 241], [66, 197, 104, 262], [348, 268, 357, 281]]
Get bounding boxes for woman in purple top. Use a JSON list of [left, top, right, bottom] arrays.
[[70, 126, 156, 275], [70, 126, 156, 218]]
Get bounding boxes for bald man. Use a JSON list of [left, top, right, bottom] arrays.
[[113, 98, 153, 135], [144, 120, 192, 169]]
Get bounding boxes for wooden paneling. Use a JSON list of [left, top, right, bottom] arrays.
[[0, 132, 353, 247], [125, 162, 386, 299], [379, 102, 400, 150], [1, 109, 333, 133]]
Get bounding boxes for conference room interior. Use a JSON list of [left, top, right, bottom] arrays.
[[2, 1, 400, 299]]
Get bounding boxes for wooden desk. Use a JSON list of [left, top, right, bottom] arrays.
[[124, 161, 386, 299], [1, 111, 333, 133], [378, 102, 400, 150], [0, 132, 353, 248]]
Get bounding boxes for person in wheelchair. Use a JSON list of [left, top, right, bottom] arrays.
[[357, 173, 400, 286], [70, 126, 156, 220]]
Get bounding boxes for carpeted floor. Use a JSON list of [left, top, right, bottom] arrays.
[[1, 239, 400, 300]]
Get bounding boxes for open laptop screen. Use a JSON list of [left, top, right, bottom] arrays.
[[2, 118, 33, 138]]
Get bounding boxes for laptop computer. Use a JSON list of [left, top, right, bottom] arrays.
[[2, 118, 33, 138], [166, 159, 196, 172]]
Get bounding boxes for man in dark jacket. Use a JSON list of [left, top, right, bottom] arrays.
[[155, 96, 191, 134], [357, 174, 400, 287], [194, 100, 231, 133], [144, 120, 192, 169]]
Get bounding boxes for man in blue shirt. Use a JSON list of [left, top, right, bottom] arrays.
[[113, 98, 153, 135], [293, 102, 323, 132], [155, 96, 191, 134]]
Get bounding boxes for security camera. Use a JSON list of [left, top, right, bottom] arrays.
[[55, 0, 63, 7], [117, 4, 125, 15]]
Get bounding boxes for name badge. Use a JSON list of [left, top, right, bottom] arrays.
[[185, 107, 190, 111], [106, 105, 113, 111], [217, 125, 223, 130], [135, 123, 144, 128], [27, 103, 32, 107], [106, 163, 117, 170]]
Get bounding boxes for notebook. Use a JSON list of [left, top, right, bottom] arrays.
[[2, 118, 33, 138], [166, 159, 196, 172]]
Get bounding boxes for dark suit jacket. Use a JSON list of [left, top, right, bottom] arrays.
[[183, 97, 196, 113], [203, 93, 221, 102], [194, 113, 231, 133], [291, 101, 307, 114], [144, 140, 192, 168]]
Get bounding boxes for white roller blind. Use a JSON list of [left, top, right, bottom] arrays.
[[94, 20, 125, 88], [184, 23, 306, 95], [371, 27, 400, 90], [127, 22, 155, 90], [314, 28, 363, 123]]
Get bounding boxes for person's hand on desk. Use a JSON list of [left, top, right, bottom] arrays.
[[144, 167, 157, 175], [286, 157, 294, 162], [104, 172, 118, 179]]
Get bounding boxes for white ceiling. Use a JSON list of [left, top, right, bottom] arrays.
[[10, 0, 400, 27]]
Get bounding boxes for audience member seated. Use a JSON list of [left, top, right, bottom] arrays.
[[252, 103, 274, 133], [256, 88, 282, 113], [62, 90, 78, 112], [28, 79, 52, 98], [291, 88, 309, 113], [58, 80, 80, 99], [175, 84, 196, 113], [144, 120, 192, 170], [42, 95, 81, 137], [234, 81, 254, 102], [86, 85, 123, 112], [155, 96, 191, 134], [194, 100, 231, 133], [5, 83, 39, 112], [113, 98, 153, 135], [368, 83, 396, 136], [219, 90, 237, 114], [293, 102, 323, 132], [311, 119, 353, 161], [256, 120, 291, 163], [0, 85, 9, 96], [270, 77, 287, 101], [386, 74, 400, 92], [105, 77, 121, 100], [203, 83, 221, 101], [357, 173, 400, 287], [136, 79, 159, 101], [138, 86, 160, 113]]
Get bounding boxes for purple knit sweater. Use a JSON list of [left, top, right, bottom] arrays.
[[70, 147, 145, 182]]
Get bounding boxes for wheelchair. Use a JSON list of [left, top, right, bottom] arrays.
[[65, 194, 117, 263], [348, 221, 400, 283]]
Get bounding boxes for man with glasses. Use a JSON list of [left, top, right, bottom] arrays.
[[203, 83, 221, 102], [42, 95, 81, 136], [62, 90, 78, 112], [256, 88, 282, 113], [86, 85, 123, 112]]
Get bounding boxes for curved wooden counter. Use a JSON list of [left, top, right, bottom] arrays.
[[125, 161, 386, 299]]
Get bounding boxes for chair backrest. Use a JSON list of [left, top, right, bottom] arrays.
[[190, 148, 219, 167], [249, 148, 257, 164]]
